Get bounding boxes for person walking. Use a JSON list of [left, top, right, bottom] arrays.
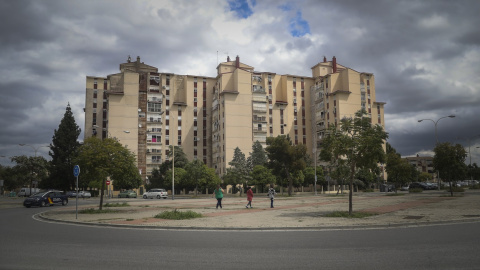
[[246, 186, 253, 208], [267, 184, 276, 208], [214, 185, 224, 209]]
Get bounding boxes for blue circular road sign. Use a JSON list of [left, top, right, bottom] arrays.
[[73, 165, 80, 177]]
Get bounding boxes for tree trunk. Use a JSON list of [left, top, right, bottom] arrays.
[[449, 181, 453, 197], [349, 163, 355, 215], [286, 169, 292, 196], [99, 178, 105, 210]]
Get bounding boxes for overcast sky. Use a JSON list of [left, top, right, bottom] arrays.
[[1, 0, 479, 167]]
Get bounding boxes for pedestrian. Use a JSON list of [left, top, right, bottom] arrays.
[[246, 186, 253, 208], [214, 184, 224, 209], [267, 184, 276, 208]]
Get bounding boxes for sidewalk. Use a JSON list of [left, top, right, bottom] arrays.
[[39, 190, 480, 230]]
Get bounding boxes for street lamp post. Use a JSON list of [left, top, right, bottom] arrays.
[[417, 115, 455, 189], [417, 115, 455, 145]]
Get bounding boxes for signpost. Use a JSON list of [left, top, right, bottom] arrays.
[[74, 165, 80, 219]]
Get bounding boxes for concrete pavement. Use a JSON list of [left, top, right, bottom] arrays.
[[31, 189, 480, 230]]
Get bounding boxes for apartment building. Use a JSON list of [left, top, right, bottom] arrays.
[[84, 55, 385, 183]]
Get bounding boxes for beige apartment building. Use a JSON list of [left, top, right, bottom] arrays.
[[84, 55, 386, 185]]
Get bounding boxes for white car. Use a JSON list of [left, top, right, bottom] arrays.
[[78, 191, 92, 198], [143, 189, 168, 199]]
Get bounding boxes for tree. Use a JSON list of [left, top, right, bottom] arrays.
[[385, 144, 414, 191], [11, 155, 49, 194], [250, 165, 276, 193], [303, 166, 325, 188], [266, 135, 307, 196], [184, 159, 206, 195], [146, 167, 164, 190], [433, 142, 467, 196], [320, 110, 388, 215], [418, 172, 433, 182], [168, 145, 188, 169], [225, 147, 250, 195], [75, 137, 141, 210], [247, 141, 267, 171], [47, 103, 81, 191]]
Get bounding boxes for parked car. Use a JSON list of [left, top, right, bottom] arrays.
[[401, 185, 409, 191], [18, 187, 41, 197], [23, 191, 68, 208], [78, 191, 92, 198], [409, 182, 429, 190], [143, 189, 168, 199], [118, 190, 137, 198], [66, 191, 77, 197]]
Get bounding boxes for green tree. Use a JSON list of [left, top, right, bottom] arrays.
[[418, 172, 433, 182], [75, 137, 141, 210], [146, 167, 163, 190], [250, 165, 276, 193], [266, 135, 307, 196], [11, 155, 49, 193], [433, 142, 467, 196], [168, 145, 188, 169], [320, 110, 388, 215], [247, 141, 267, 171], [225, 147, 250, 195], [46, 103, 81, 191], [184, 159, 206, 195], [386, 153, 414, 191], [303, 166, 325, 188]]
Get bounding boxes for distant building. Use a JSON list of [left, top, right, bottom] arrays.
[[405, 155, 435, 175], [84, 55, 386, 184]]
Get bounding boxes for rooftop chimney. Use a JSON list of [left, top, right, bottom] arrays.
[[227, 56, 231, 62], [235, 55, 240, 68], [332, 56, 337, 73], [136, 56, 141, 63], [323, 56, 327, 63]]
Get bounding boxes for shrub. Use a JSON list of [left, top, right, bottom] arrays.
[[363, 188, 374, 192], [409, 188, 423, 193], [324, 211, 377, 218], [79, 208, 117, 214], [104, 202, 130, 207], [448, 186, 465, 192], [154, 209, 203, 220]]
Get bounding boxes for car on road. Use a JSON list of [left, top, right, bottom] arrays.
[[118, 190, 137, 198], [143, 189, 168, 199], [66, 191, 77, 197], [23, 191, 68, 208], [78, 191, 92, 198], [409, 182, 429, 190]]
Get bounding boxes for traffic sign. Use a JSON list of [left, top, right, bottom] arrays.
[[73, 165, 80, 177], [106, 180, 110, 185]]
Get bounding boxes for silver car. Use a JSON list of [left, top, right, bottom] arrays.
[[143, 189, 168, 199]]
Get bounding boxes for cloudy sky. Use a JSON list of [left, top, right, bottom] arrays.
[[1, 0, 480, 166]]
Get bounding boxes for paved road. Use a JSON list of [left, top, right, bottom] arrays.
[[1, 193, 480, 269]]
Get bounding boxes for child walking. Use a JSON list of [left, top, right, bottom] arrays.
[[246, 186, 253, 208], [267, 184, 276, 208]]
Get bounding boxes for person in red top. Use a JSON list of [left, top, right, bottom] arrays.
[[245, 186, 254, 208]]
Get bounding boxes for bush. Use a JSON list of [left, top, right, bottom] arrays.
[[79, 208, 117, 214], [104, 202, 129, 207], [469, 184, 480, 190], [448, 186, 465, 192], [363, 188, 374, 192], [154, 209, 203, 220], [409, 188, 423, 193], [324, 211, 377, 218]]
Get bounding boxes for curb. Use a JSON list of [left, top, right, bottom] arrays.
[[35, 211, 480, 231]]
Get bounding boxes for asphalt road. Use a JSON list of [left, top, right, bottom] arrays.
[[1, 201, 480, 269]]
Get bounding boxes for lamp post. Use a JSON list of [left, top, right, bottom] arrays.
[[417, 115, 455, 145], [418, 115, 455, 190], [18, 144, 48, 157]]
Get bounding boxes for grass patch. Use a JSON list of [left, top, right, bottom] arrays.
[[104, 202, 130, 207], [386, 193, 405, 196], [79, 208, 118, 214], [324, 211, 377, 218], [126, 219, 134, 221], [363, 189, 375, 192], [154, 209, 203, 220]]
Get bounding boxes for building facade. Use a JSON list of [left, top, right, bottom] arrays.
[[84, 55, 386, 184]]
